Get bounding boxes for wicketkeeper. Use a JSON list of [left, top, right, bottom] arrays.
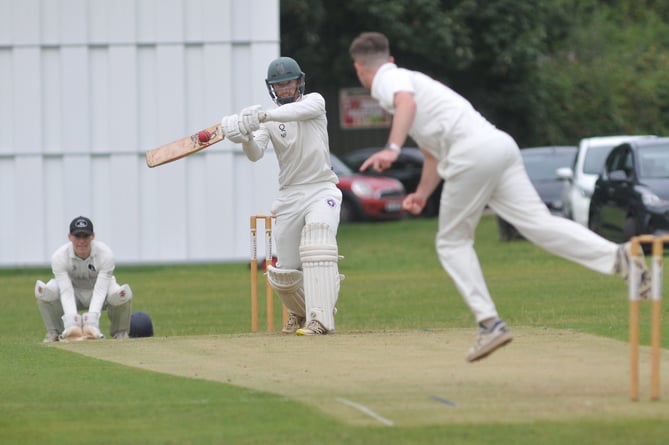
[[221, 56, 343, 335], [35, 216, 133, 342]]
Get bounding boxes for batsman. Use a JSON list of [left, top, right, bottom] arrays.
[[222, 57, 343, 335]]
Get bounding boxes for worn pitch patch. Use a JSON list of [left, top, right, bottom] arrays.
[[53, 328, 669, 426]]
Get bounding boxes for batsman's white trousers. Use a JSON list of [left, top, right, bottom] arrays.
[[436, 129, 618, 323], [271, 182, 342, 270]]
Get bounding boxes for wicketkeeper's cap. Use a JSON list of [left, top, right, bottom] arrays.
[[69, 216, 94, 236]]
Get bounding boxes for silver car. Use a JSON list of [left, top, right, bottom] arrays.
[[556, 135, 656, 227]]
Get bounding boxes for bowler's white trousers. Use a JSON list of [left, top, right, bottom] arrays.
[[436, 129, 618, 322]]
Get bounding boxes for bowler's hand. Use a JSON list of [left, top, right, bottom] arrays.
[[359, 149, 399, 173], [402, 193, 426, 215]]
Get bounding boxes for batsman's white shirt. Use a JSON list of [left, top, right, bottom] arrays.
[[371, 63, 618, 323], [51, 240, 115, 313], [254, 93, 338, 190], [248, 93, 341, 269]]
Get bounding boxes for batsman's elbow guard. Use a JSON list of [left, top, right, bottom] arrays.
[[108, 284, 133, 306], [129, 311, 154, 338], [35, 280, 59, 302]]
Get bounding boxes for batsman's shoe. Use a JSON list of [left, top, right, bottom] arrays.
[[466, 320, 513, 362], [42, 331, 59, 343], [296, 319, 330, 336], [616, 242, 651, 299], [281, 313, 306, 334], [82, 312, 105, 340]]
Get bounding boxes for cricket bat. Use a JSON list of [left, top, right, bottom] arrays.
[[145, 123, 225, 168]]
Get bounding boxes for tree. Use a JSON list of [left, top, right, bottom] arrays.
[[533, 2, 669, 142], [280, 0, 669, 149]]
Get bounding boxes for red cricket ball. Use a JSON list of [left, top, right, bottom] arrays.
[[198, 130, 211, 143]]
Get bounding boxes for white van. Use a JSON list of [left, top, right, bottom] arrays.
[[557, 135, 657, 227]]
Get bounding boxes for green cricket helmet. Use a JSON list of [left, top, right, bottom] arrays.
[[265, 56, 306, 105]]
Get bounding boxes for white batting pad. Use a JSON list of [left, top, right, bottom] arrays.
[[108, 284, 133, 306], [299, 223, 340, 331], [266, 266, 306, 317]]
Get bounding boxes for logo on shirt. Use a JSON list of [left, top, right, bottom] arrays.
[[88, 264, 96, 272], [279, 123, 287, 138], [326, 199, 337, 208]]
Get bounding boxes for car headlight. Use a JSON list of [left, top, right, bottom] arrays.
[[351, 180, 374, 198], [641, 189, 669, 207]]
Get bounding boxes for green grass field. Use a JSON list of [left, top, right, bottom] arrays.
[[1, 215, 667, 444]]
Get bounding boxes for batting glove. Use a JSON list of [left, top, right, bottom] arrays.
[[221, 114, 250, 144], [239, 105, 263, 134]]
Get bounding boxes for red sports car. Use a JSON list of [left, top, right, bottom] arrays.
[[331, 153, 406, 222]]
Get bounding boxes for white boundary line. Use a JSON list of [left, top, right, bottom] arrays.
[[335, 397, 394, 426]]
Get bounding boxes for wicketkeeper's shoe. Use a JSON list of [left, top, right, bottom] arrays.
[[616, 242, 651, 299], [113, 330, 129, 340], [466, 319, 513, 362], [42, 331, 59, 343], [296, 319, 330, 336], [281, 313, 306, 334], [82, 312, 105, 340]]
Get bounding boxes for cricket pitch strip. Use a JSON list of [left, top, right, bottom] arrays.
[[54, 327, 668, 427]]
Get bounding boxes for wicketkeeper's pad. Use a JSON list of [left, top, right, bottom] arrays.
[[108, 284, 132, 306], [35, 279, 59, 302]]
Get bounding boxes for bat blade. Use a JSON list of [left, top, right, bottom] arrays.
[[145, 123, 225, 168]]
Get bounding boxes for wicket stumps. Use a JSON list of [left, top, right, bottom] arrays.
[[249, 215, 288, 333], [629, 234, 667, 401]]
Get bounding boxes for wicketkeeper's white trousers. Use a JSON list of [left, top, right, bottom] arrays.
[[435, 129, 619, 323], [36, 277, 132, 335]]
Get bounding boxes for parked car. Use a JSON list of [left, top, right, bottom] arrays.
[[339, 147, 443, 217], [588, 137, 669, 243], [330, 153, 406, 223], [556, 135, 656, 227], [497, 146, 577, 241]]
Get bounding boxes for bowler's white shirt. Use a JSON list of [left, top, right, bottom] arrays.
[[371, 63, 496, 159]]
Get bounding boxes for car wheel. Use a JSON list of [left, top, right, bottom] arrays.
[[340, 198, 357, 223]]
